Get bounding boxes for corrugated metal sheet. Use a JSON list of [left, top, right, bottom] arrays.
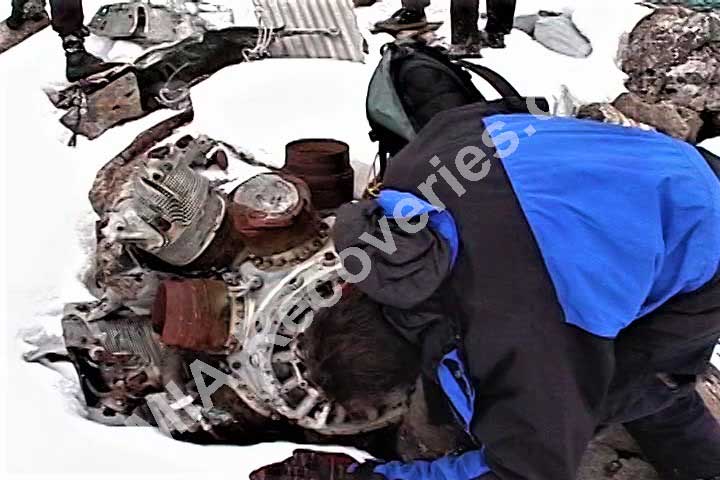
[[256, 0, 365, 62]]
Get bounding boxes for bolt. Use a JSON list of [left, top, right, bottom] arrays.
[[604, 461, 622, 476], [322, 252, 337, 266]]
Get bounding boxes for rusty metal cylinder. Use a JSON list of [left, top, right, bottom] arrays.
[[283, 139, 354, 210], [229, 174, 322, 257], [152, 279, 230, 352]]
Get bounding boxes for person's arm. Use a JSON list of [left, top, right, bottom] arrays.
[[355, 321, 615, 480]]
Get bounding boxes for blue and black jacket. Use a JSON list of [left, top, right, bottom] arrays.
[[333, 105, 720, 480]]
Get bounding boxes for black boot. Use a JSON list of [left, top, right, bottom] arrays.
[[5, 4, 26, 30], [374, 8, 427, 32], [6, 0, 45, 30], [62, 32, 114, 82], [479, 31, 506, 49]]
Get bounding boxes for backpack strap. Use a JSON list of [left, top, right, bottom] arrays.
[[455, 60, 550, 115], [454, 60, 521, 99]]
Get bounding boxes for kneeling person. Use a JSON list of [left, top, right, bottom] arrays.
[[310, 107, 720, 480]]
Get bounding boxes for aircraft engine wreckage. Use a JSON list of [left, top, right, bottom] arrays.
[[24, 111, 425, 457], [46, 0, 365, 142]]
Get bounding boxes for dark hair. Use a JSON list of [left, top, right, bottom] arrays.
[[301, 289, 421, 408]]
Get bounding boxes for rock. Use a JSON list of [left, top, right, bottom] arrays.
[[620, 6, 720, 142], [576, 102, 654, 131], [613, 92, 704, 142]]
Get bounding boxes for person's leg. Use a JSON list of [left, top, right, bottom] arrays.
[[612, 271, 720, 479], [403, 0, 430, 10], [48, 0, 83, 36], [624, 388, 720, 480], [450, 0, 480, 45], [485, 0, 516, 34], [480, 0, 515, 48], [48, 0, 114, 81]]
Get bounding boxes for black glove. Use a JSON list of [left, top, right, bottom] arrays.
[[348, 460, 386, 480], [249, 449, 385, 480]]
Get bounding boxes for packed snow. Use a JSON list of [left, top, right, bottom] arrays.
[[1, 0, 718, 478]]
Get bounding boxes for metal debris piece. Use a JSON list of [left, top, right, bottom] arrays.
[[62, 304, 165, 423], [106, 144, 227, 267], [88, 1, 234, 44], [89, 109, 195, 216], [55, 69, 145, 140], [256, 0, 365, 61]]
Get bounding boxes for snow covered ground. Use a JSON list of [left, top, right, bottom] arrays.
[[1, 0, 718, 478]]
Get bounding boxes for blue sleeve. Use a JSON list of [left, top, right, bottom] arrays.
[[376, 189, 460, 266], [373, 450, 492, 480]]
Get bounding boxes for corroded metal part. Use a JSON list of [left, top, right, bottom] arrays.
[[54, 122, 408, 437], [89, 110, 195, 216], [232, 174, 300, 217], [152, 279, 230, 351], [58, 70, 145, 141], [104, 142, 227, 267], [62, 303, 165, 423], [229, 174, 322, 257], [283, 139, 354, 210]]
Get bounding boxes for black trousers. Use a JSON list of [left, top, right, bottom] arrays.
[[625, 388, 720, 480], [607, 249, 720, 479], [450, 0, 516, 43], [12, 0, 83, 36], [402, 0, 517, 43]]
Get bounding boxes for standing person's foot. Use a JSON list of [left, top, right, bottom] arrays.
[[62, 31, 116, 82], [5, 10, 27, 30], [5, 1, 45, 30], [480, 31, 506, 49], [374, 8, 428, 32], [447, 42, 483, 58]]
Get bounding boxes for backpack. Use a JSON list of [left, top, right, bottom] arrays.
[[366, 42, 549, 180]]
